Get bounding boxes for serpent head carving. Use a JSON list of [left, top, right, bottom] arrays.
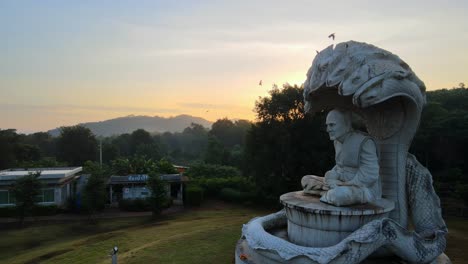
[[304, 41, 426, 112]]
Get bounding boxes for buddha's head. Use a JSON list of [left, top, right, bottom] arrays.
[[326, 109, 352, 142]]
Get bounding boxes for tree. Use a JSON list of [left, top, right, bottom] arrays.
[[57, 126, 98, 166], [157, 158, 178, 174], [23, 132, 57, 157], [204, 136, 229, 165], [82, 166, 107, 220], [244, 84, 334, 203], [110, 156, 158, 175], [0, 129, 21, 169], [11, 172, 42, 226], [210, 118, 252, 149], [112, 133, 132, 157], [147, 171, 167, 216], [15, 144, 41, 163]]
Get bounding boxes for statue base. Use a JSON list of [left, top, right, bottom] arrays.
[[280, 191, 394, 247], [235, 237, 451, 264]]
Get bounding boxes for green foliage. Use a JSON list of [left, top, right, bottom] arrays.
[[210, 118, 251, 149], [111, 157, 176, 175], [0, 206, 16, 217], [57, 126, 98, 166], [0, 204, 58, 217], [14, 144, 41, 163], [205, 119, 251, 167], [111, 156, 156, 175], [22, 132, 57, 157], [185, 185, 204, 206], [255, 84, 306, 123], [157, 158, 178, 174], [159, 123, 209, 164], [195, 177, 254, 198], [219, 188, 253, 203], [0, 129, 20, 169], [32, 204, 58, 216], [245, 84, 334, 201], [185, 163, 241, 179], [16, 157, 67, 169], [118, 198, 151, 212], [11, 172, 42, 224], [82, 167, 106, 216], [204, 136, 230, 164], [0, 129, 45, 169], [130, 129, 162, 160], [411, 87, 468, 179], [146, 171, 168, 215]]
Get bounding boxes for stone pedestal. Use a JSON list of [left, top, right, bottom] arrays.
[[280, 191, 395, 247]]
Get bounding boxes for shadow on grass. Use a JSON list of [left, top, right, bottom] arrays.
[[24, 248, 74, 264]]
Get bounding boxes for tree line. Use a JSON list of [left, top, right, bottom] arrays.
[[0, 119, 251, 171], [1, 83, 467, 207]]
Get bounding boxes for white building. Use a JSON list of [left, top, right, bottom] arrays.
[[0, 167, 82, 207], [108, 174, 188, 205]]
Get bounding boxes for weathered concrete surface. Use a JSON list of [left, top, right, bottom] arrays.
[[281, 191, 394, 247]]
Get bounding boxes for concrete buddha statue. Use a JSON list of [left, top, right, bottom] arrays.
[[302, 109, 381, 206]]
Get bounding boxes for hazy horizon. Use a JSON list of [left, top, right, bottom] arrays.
[[1, 1, 467, 133]]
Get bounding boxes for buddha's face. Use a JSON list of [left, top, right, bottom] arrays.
[[326, 110, 350, 141]]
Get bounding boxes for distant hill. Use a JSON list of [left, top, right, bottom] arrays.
[[48, 114, 213, 137]]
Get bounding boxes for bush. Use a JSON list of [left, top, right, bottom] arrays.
[[0, 205, 58, 217], [0, 206, 16, 217], [185, 163, 241, 179], [195, 177, 254, 198], [185, 185, 204, 206], [219, 188, 253, 203], [32, 205, 58, 216], [119, 198, 151, 212]]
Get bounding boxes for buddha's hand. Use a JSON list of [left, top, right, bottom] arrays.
[[301, 175, 325, 190]]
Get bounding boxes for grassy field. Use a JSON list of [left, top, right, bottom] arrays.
[[1, 202, 467, 264], [0, 202, 273, 264]]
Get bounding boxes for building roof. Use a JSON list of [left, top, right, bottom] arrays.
[[108, 174, 188, 184], [0, 167, 82, 186]]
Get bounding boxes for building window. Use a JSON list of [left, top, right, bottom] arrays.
[[0, 191, 8, 204], [0, 190, 15, 205], [43, 189, 54, 202], [36, 189, 55, 203]]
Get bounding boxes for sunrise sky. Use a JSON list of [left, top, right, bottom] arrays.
[[1, 0, 467, 133]]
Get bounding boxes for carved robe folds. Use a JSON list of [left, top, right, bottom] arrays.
[[321, 132, 381, 206]]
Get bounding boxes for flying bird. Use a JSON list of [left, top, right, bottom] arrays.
[[316, 50, 319, 54], [328, 33, 335, 40], [259, 80, 262, 86]]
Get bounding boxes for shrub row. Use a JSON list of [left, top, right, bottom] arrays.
[[219, 188, 254, 203], [185, 163, 241, 179], [0, 205, 58, 217], [185, 186, 204, 206], [118, 198, 172, 212], [195, 176, 254, 198]]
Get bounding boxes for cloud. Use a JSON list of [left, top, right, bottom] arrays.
[[178, 102, 242, 110], [0, 103, 183, 114]]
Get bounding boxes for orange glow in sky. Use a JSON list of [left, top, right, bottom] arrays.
[[1, 1, 467, 133]]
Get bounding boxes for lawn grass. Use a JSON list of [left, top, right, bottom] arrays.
[[1, 203, 467, 263], [0, 202, 272, 264]]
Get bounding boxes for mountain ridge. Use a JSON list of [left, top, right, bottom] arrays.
[[47, 114, 213, 137]]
